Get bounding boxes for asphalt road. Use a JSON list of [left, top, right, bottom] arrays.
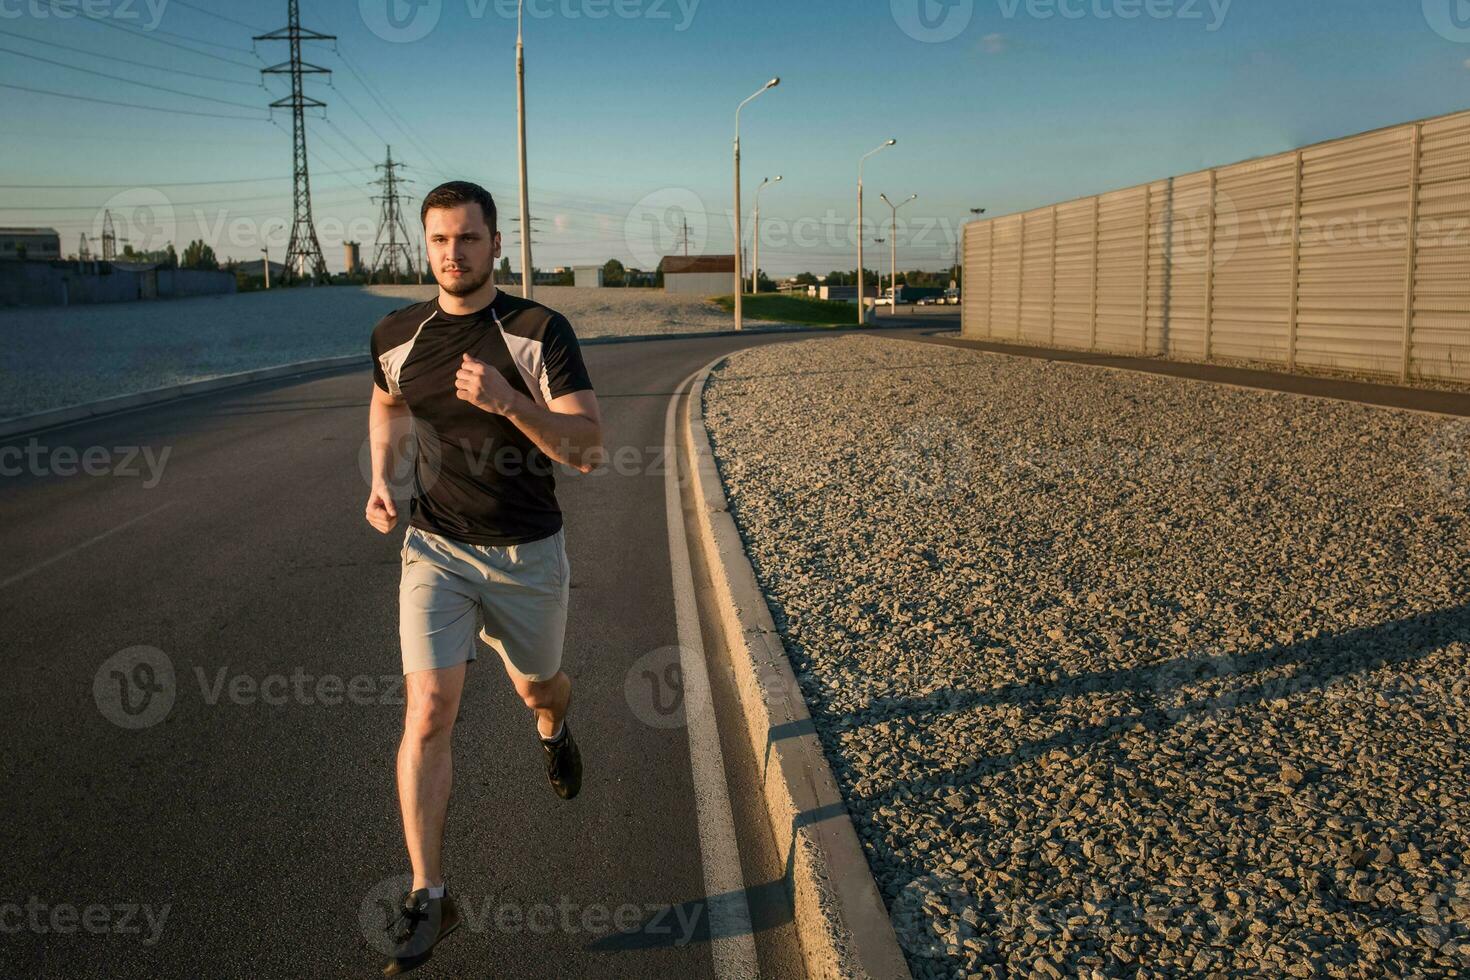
[[0, 314, 953, 980]]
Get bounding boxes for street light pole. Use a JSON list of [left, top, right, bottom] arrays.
[[262, 247, 270, 290], [516, 0, 534, 299], [857, 139, 896, 326], [733, 77, 780, 331], [880, 193, 917, 315], [752, 175, 782, 294]]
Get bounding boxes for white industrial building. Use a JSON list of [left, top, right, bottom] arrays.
[[661, 255, 735, 296], [0, 227, 61, 261]]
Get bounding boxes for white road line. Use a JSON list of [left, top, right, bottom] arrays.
[[0, 502, 175, 591], [663, 369, 760, 980]]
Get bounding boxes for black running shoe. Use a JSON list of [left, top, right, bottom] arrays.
[[382, 888, 461, 976], [541, 722, 582, 800]]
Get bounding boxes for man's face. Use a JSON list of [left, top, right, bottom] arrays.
[[425, 203, 499, 296]]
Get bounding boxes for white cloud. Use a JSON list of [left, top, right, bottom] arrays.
[[980, 33, 1008, 55], [1463, 57, 1470, 71]]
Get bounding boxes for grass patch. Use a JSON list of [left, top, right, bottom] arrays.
[[709, 293, 857, 326]]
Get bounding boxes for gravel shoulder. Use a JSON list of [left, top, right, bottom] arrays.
[[701, 334, 1470, 980], [0, 284, 781, 420]]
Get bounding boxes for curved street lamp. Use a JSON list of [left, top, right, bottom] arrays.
[[733, 77, 780, 330], [879, 192, 917, 315], [857, 139, 896, 325], [751, 175, 782, 293]]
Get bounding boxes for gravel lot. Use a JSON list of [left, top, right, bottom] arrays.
[[0, 284, 779, 421], [702, 336, 1470, 979]]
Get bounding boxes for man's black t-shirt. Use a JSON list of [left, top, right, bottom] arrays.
[[370, 288, 594, 546]]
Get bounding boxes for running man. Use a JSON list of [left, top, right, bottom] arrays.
[[364, 181, 605, 975]]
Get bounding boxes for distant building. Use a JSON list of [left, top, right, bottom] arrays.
[[0, 227, 61, 261], [573, 265, 604, 288], [344, 241, 362, 276], [818, 285, 858, 303], [660, 254, 735, 296]]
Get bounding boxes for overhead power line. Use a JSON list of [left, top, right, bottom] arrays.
[[40, 0, 261, 68], [0, 27, 262, 87], [0, 167, 374, 190], [0, 82, 268, 120], [0, 45, 268, 111]]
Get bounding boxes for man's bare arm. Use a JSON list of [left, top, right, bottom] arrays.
[[506, 389, 604, 474], [366, 383, 410, 533], [454, 354, 605, 473]]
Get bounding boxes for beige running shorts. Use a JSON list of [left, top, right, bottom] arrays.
[[398, 523, 570, 680]]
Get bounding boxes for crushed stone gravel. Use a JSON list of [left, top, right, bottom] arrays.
[[701, 334, 1470, 980]]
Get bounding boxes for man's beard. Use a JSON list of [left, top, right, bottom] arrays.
[[438, 264, 492, 295]]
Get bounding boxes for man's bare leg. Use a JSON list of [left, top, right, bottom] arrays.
[[398, 663, 467, 889], [510, 670, 571, 738]]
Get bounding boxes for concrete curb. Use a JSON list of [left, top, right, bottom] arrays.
[[0, 355, 370, 441], [0, 321, 946, 442], [681, 355, 912, 980]]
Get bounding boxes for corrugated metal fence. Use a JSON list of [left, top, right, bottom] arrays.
[[962, 109, 1470, 384]]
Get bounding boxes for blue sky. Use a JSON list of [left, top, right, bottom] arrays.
[[3, 0, 1468, 275]]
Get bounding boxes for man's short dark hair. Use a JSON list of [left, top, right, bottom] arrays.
[[421, 181, 497, 235]]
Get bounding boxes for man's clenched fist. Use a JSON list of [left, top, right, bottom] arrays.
[[455, 353, 522, 415], [365, 485, 398, 534]]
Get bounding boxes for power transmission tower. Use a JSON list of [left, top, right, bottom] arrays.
[[78, 233, 92, 262], [100, 210, 118, 261], [255, 2, 335, 284], [369, 145, 417, 284], [673, 217, 691, 257]]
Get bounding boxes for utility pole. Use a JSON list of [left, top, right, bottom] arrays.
[[857, 139, 897, 325], [516, 0, 534, 300], [370, 145, 417, 284], [262, 248, 271, 289], [509, 217, 541, 289], [733, 77, 780, 331], [752, 175, 781, 294], [255, 1, 334, 284], [880, 193, 917, 316]]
